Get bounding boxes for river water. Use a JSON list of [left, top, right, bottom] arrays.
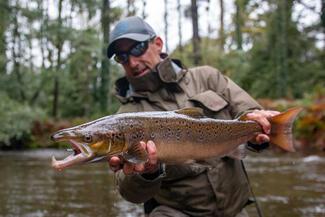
[[0, 149, 324, 217]]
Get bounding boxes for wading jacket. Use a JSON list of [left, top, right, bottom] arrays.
[[113, 57, 262, 217]]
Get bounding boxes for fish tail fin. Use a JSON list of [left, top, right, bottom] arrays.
[[269, 107, 303, 152]]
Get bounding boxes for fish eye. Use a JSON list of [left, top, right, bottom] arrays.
[[83, 134, 92, 143]]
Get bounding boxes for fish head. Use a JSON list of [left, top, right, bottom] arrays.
[[51, 121, 126, 171]]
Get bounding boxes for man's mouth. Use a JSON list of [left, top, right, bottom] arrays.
[[134, 67, 149, 77], [51, 140, 93, 171]]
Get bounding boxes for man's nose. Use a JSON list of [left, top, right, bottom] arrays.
[[128, 55, 139, 67]]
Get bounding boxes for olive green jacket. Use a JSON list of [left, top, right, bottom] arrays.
[[113, 57, 262, 217]]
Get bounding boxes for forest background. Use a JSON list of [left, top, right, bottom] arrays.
[[0, 0, 324, 151]]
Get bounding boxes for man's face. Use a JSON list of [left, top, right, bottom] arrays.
[[114, 37, 163, 78]]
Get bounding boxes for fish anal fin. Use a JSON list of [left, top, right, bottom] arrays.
[[269, 107, 303, 152], [175, 107, 205, 118], [123, 142, 148, 164]]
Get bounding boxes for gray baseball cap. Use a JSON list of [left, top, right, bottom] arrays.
[[107, 16, 156, 58]]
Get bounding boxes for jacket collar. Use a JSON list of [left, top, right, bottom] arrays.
[[114, 54, 187, 103]]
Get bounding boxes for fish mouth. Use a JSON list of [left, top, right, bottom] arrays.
[[51, 140, 94, 171]]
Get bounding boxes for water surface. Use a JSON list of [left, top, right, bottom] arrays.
[[0, 149, 324, 217]]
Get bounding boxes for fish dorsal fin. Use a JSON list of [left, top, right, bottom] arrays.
[[175, 107, 204, 118], [123, 143, 148, 164]]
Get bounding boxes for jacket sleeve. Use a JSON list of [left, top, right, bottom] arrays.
[[115, 167, 166, 203]]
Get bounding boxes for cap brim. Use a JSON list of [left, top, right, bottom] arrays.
[[107, 33, 151, 58]]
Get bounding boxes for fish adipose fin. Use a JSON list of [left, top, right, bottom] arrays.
[[175, 107, 205, 118], [269, 107, 303, 152], [123, 143, 148, 164]]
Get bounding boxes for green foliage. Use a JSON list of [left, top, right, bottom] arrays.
[[236, 0, 324, 99], [0, 92, 45, 148], [60, 28, 101, 117], [173, 1, 324, 100], [0, 0, 324, 150], [172, 37, 251, 83]]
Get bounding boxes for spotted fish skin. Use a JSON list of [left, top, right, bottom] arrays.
[[118, 112, 261, 163], [51, 107, 302, 170]]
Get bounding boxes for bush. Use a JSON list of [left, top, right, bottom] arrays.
[[0, 92, 45, 149]]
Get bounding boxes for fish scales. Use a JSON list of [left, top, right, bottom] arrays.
[[50, 107, 302, 170], [118, 113, 262, 163]]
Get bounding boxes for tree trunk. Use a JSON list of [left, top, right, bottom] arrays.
[[141, 0, 147, 19], [52, 0, 64, 117], [321, 0, 325, 49], [0, 0, 9, 75], [164, 0, 169, 52], [127, 0, 136, 16], [275, 0, 293, 97], [100, 0, 111, 112], [219, 0, 225, 51], [11, 2, 25, 101], [191, 0, 201, 65], [30, 0, 47, 105], [177, 0, 183, 52], [234, 0, 243, 50]]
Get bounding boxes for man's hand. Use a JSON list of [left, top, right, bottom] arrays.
[[245, 109, 280, 144], [108, 140, 159, 175]]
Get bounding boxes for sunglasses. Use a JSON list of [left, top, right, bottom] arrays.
[[114, 37, 155, 64]]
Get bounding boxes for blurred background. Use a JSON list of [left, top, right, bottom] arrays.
[[0, 0, 324, 216]]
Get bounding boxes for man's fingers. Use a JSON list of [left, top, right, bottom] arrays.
[[123, 163, 135, 175], [134, 163, 145, 172], [245, 109, 281, 145], [269, 111, 280, 116], [255, 134, 270, 144], [147, 140, 158, 165], [246, 110, 280, 134], [247, 113, 270, 134], [259, 117, 271, 134], [109, 156, 122, 172]]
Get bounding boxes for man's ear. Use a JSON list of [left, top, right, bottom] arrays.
[[153, 36, 164, 53]]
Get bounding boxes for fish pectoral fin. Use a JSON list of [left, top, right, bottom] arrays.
[[227, 144, 247, 160], [122, 143, 148, 164], [175, 107, 205, 118]]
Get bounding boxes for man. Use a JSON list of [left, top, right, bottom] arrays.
[[107, 16, 278, 217]]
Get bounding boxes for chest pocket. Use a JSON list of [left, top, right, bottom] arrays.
[[188, 90, 229, 118]]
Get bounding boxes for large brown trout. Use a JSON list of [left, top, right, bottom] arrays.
[[51, 107, 302, 171]]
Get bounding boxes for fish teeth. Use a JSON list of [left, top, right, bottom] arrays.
[[51, 156, 57, 166], [51, 156, 62, 171]]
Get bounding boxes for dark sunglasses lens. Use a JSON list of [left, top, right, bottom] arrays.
[[114, 54, 128, 63], [114, 40, 150, 64], [130, 42, 148, 57]]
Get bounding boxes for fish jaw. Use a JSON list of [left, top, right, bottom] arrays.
[[51, 140, 95, 171], [51, 128, 78, 142]]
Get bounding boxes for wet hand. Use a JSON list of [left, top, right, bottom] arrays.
[[245, 109, 280, 144], [108, 140, 159, 175]]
